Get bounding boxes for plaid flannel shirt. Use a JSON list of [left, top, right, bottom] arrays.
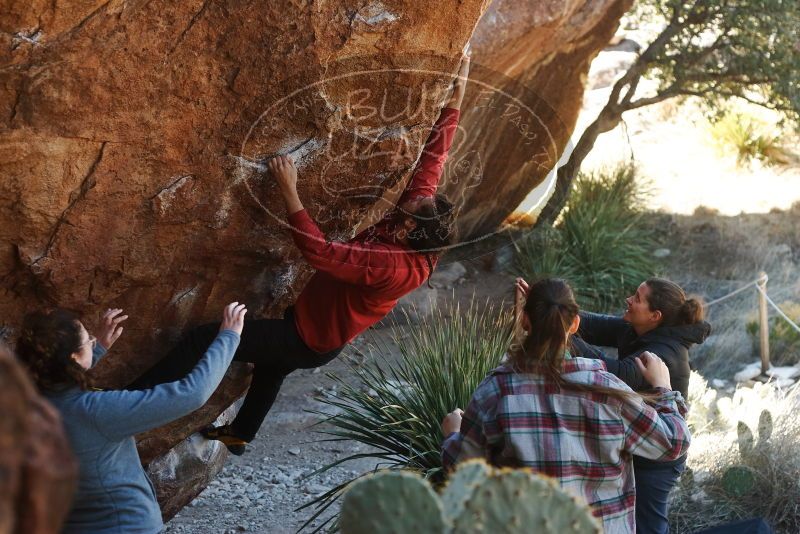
[[441, 357, 690, 534]]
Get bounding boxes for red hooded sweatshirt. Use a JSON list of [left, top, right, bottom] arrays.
[[287, 107, 460, 353]]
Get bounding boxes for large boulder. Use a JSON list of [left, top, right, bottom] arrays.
[[1, 0, 485, 515], [0, 0, 631, 520], [0, 344, 77, 534]]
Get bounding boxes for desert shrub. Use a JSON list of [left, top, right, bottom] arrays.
[[670, 373, 800, 533], [515, 164, 657, 313], [710, 112, 794, 166], [298, 297, 514, 531], [745, 301, 800, 367]]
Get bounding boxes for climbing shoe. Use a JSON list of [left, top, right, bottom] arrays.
[[200, 424, 248, 456]]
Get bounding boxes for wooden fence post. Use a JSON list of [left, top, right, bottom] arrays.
[[514, 283, 525, 344], [757, 271, 770, 374]]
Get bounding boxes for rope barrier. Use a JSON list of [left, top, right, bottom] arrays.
[[756, 284, 800, 335], [697, 272, 799, 372], [703, 273, 768, 308]]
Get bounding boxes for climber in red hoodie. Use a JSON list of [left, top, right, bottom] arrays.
[[130, 50, 470, 454]]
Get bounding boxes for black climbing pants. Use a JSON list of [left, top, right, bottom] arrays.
[[129, 307, 343, 441]]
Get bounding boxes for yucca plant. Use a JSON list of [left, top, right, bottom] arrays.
[[297, 297, 514, 532], [710, 112, 792, 166], [515, 164, 657, 313]]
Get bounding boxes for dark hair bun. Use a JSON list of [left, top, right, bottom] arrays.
[[680, 297, 705, 324], [406, 193, 458, 252]]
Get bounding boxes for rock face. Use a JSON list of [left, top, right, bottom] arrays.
[[0, 0, 631, 521], [0, 344, 77, 534], [145, 400, 244, 519], [454, 0, 634, 237]]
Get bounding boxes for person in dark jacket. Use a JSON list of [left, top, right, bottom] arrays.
[[572, 281, 710, 400], [566, 277, 710, 534]]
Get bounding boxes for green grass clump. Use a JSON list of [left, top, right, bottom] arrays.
[[515, 164, 657, 313], [298, 297, 514, 531]]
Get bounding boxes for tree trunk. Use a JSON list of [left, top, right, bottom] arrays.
[[536, 106, 622, 225], [535, 12, 687, 227]]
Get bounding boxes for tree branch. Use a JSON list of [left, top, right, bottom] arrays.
[[676, 89, 793, 112], [625, 90, 680, 110]]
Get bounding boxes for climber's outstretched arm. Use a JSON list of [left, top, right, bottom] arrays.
[[444, 45, 471, 111], [269, 155, 401, 287], [397, 48, 470, 206]]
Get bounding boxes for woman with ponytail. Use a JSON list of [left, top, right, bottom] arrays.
[[441, 278, 690, 534], [569, 278, 711, 534]]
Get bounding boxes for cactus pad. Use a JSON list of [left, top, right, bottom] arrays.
[[737, 421, 754, 458], [339, 471, 446, 534], [721, 465, 756, 497], [451, 469, 601, 534], [441, 460, 491, 524], [757, 409, 773, 444]]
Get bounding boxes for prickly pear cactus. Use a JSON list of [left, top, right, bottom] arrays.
[[451, 469, 600, 534], [339, 471, 446, 534], [339, 463, 599, 534], [441, 460, 491, 524], [721, 465, 756, 497], [757, 409, 773, 446], [737, 421, 755, 458], [737, 410, 773, 462]]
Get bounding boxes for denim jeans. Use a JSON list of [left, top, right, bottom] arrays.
[[634, 455, 687, 534]]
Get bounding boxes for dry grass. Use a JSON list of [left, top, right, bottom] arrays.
[[671, 374, 800, 533], [646, 209, 800, 379]]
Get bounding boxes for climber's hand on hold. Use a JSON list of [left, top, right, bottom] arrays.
[[268, 154, 297, 193], [97, 308, 128, 350], [268, 154, 304, 215], [445, 43, 471, 110]]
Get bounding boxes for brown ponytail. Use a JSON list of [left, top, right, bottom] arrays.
[[509, 278, 639, 403], [16, 309, 91, 391], [645, 278, 705, 327]]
